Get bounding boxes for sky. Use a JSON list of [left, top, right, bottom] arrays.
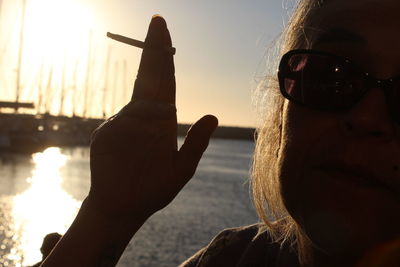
[[0, 0, 294, 127]]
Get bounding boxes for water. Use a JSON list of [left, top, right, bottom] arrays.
[[0, 138, 258, 267]]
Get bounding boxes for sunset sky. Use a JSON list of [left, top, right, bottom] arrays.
[[0, 0, 292, 127]]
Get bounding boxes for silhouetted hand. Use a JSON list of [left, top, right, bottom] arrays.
[[40, 16, 218, 267], [88, 16, 218, 223]]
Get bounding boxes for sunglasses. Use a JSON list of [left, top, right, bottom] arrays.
[[278, 49, 400, 123]]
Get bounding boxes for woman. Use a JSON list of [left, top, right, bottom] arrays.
[[41, 0, 400, 266]]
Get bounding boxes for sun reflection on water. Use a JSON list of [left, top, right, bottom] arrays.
[[6, 148, 81, 266]]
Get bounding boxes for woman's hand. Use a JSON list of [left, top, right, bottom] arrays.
[[40, 16, 217, 267], [88, 15, 218, 223]]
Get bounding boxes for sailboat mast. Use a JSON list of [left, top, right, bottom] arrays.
[[122, 59, 128, 104], [0, 0, 3, 33], [15, 0, 27, 110], [45, 66, 53, 114], [83, 31, 92, 118], [102, 45, 111, 118], [59, 53, 67, 115], [37, 60, 44, 114], [111, 61, 119, 115], [72, 60, 78, 117], [0, 0, 5, 66]]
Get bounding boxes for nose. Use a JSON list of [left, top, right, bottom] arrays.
[[343, 87, 396, 140]]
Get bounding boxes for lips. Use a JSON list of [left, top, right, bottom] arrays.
[[316, 161, 399, 197]]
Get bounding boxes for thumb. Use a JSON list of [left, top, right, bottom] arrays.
[[176, 115, 218, 184]]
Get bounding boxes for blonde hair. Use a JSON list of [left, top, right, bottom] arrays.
[[251, 0, 324, 264]]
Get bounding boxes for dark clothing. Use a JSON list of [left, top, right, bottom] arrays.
[[179, 224, 300, 267]]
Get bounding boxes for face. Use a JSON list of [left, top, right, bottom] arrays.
[[279, 0, 400, 260]]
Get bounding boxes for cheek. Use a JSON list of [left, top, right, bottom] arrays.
[[278, 102, 400, 253], [278, 101, 337, 219]]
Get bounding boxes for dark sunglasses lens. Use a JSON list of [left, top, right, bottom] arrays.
[[280, 52, 365, 110], [387, 79, 400, 123]]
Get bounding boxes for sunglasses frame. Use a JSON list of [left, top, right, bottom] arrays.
[[277, 49, 400, 121]]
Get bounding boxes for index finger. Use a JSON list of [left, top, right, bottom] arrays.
[[132, 15, 175, 105]]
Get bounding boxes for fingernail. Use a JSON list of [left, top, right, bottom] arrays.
[[150, 14, 167, 29], [145, 15, 170, 49], [152, 14, 163, 19]]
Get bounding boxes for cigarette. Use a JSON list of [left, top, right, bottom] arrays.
[[107, 32, 176, 55]]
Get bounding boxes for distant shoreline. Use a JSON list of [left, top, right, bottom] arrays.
[[0, 112, 255, 155], [178, 124, 255, 141]]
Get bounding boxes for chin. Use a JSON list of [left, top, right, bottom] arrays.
[[281, 170, 400, 262]]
